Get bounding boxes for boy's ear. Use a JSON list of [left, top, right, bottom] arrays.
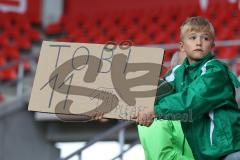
[[211, 42, 215, 47], [179, 42, 184, 52]]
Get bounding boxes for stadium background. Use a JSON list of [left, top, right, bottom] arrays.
[[0, 0, 239, 160]]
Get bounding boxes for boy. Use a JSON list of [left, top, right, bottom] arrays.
[[135, 16, 240, 160]]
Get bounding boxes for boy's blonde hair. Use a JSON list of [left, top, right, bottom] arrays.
[[180, 16, 215, 41]]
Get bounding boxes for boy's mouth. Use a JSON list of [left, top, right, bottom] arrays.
[[194, 49, 203, 52]]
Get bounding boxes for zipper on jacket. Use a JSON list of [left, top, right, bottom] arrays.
[[209, 111, 214, 146]]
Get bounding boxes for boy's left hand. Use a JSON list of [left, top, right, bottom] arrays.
[[132, 107, 156, 127]]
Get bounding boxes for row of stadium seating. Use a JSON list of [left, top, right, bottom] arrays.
[[0, 11, 41, 102], [45, 1, 240, 62], [0, 12, 41, 81]]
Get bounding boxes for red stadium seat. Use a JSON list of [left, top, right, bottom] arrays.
[[2, 67, 17, 81], [17, 37, 31, 50], [237, 60, 240, 76], [56, 37, 69, 42], [0, 93, 4, 103], [0, 56, 6, 73], [0, 35, 8, 47], [7, 47, 20, 60], [29, 29, 41, 42], [0, 54, 17, 81], [0, 56, 6, 80], [216, 47, 238, 60], [23, 60, 31, 72], [0, 56, 6, 65], [45, 22, 62, 35], [0, 17, 10, 29]]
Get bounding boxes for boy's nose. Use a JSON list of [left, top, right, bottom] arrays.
[[196, 38, 202, 46]]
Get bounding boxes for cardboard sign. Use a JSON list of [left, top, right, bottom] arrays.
[[28, 41, 164, 121]]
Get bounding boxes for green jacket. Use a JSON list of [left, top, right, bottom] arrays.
[[138, 120, 195, 160], [154, 54, 240, 160]]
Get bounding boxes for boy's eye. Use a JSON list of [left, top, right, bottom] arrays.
[[203, 36, 209, 41], [189, 36, 196, 40]]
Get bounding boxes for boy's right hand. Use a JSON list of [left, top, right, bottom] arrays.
[[90, 112, 105, 121], [131, 107, 155, 127]]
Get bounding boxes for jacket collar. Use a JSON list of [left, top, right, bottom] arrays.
[[183, 53, 214, 70]]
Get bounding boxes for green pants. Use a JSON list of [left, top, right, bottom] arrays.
[[138, 120, 194, 160]]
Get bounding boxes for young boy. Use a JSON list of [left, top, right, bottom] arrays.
[[135, 16, 240, 160]]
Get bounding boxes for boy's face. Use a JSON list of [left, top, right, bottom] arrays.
[[180, 30, 214, 64]]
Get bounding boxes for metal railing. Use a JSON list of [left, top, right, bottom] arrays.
[[111, 139, 139, 160], [155, 39, 240, 49], [58, 121, 134, 160]]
